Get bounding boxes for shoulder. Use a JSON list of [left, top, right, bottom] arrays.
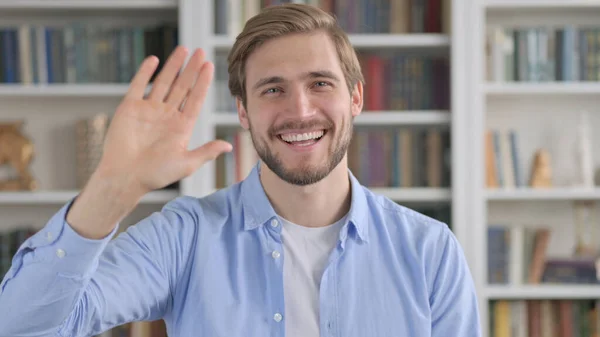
[[120, 184, 242, 247], [362, 187, 469, 290], [159, 183, 242, 231], [362, 187, 453, 247]]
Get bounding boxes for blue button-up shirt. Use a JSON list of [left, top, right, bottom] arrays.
[[0, 164, 481, 337]]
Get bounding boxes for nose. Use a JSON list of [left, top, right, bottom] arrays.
[[286, 87, 316, 119]]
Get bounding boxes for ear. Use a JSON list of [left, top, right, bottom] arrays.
[[236, 97, 250, 130], [350, 81, 363, 118]]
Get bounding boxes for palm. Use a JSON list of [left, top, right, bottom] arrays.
[[98, 47, 232, 193]]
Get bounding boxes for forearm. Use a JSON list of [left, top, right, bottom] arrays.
[[0, 200, 118, 336], [67, 167, 146, 240]]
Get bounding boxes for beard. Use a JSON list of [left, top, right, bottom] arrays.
[[248, 112, 353, 186]]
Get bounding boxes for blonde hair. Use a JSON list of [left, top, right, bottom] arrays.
[[227, 3, 364, 107]]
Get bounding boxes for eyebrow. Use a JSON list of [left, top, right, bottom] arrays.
[[251, 70, 342, 92], [252, 76, 285, 92]]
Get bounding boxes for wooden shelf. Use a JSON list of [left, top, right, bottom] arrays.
[[485, 82, 600, 96], [0, 0, 177, 9], [213, 111, 451, 127], [212, 33, 451, 49], [486, 284, 600, 299], [487, 187, 600, 201], [0, 190, 179, 205]]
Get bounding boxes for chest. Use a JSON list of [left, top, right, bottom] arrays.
[[167, 230, 432, 337]]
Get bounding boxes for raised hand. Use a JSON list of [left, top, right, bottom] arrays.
[[97, 46, 232, 195]]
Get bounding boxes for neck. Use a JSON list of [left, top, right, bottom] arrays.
[[259, 159, 352, 228]]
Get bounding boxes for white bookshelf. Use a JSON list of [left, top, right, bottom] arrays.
[[0, 0, 474, 335], [486, 284, 600, 300], [485, 0, 600, 10], [370, 187, 452, 202], [213, 110, 451, 127], [211, 33, 451, 50], [487, 188, 600, 201], [0, 1, 186, 335], [470, 0, 600, 335], [0, 83, 134, 97], [3, 0, 600, 334], [353, 111, 451, 125], [0, 0, 177, 9], [0, 190, 178, 205], [202, 0, 467, 242], [485, 82, 600, 96]]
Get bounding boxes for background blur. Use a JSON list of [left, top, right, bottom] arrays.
[[1, 0, 599, 336]]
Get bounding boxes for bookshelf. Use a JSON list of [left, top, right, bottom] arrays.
[[484, 0, 600, 10], [213, 110, 452, 127], [0, 83, 136, 96], [0, 0, 182, 336], [486, 284, 600, 300], [0, 190, 178, 205], [0, 0, 178, 9], [0, 0, 476, 336], [207, 0, 467, 230], [485, 82, 600, 95], [212, 33, 451, 49], [472, 0, 600, 335]]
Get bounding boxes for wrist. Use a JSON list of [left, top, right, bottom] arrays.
[[66, 168, 146, 240], [91, 165, 147, 202]]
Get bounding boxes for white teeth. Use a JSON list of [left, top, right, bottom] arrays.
[[280, 130, 324, 143]]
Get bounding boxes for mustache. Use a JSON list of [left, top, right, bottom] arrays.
[[269, 119, 334, 136]]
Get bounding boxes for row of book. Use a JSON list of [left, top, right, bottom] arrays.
[[0, 23, 177, 84], [213, 52, 450, 112], [348, 127, 451, 188], [488, 225, 599, 285], [485, 129, 524, 189], [359, 53, 450, 111], [410, 202, 451, 230], [489, 299, 600, 337], [486, 25, 600, 83], [0, 227, 36, 279], [0, 227, 166, 337], [94, 320, 166, 337], [215, 0, 450, 36], [215, 126, 451, 189]]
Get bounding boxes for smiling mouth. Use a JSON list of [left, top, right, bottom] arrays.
[[277, 130, 326, 146]]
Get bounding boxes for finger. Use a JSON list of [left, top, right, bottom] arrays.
[[126, 56, 159, 99], [181, 61, 214, 119], [147, 46, 189, 102], [164, 49, 205, 109], [185, 140, 233, 172]]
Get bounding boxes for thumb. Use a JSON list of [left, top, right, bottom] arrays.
[[187, 139, 233, 166]]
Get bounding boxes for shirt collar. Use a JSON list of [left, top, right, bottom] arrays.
[[240, 162, 369, 242]]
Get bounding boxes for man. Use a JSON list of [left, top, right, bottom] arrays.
[[0, 3, 481, 337]]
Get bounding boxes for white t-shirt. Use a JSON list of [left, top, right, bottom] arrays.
[[280, 214, 347, 337]]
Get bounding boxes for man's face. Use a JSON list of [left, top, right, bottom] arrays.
[[237, 31, 363, 186]]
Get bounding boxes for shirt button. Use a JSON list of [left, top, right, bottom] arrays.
[[56, 249, 65, 258], [273, 313, 282, 322], [270, 219, 279, 228], [271, 250, 280, 259], [46, 232, 53, 241]]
